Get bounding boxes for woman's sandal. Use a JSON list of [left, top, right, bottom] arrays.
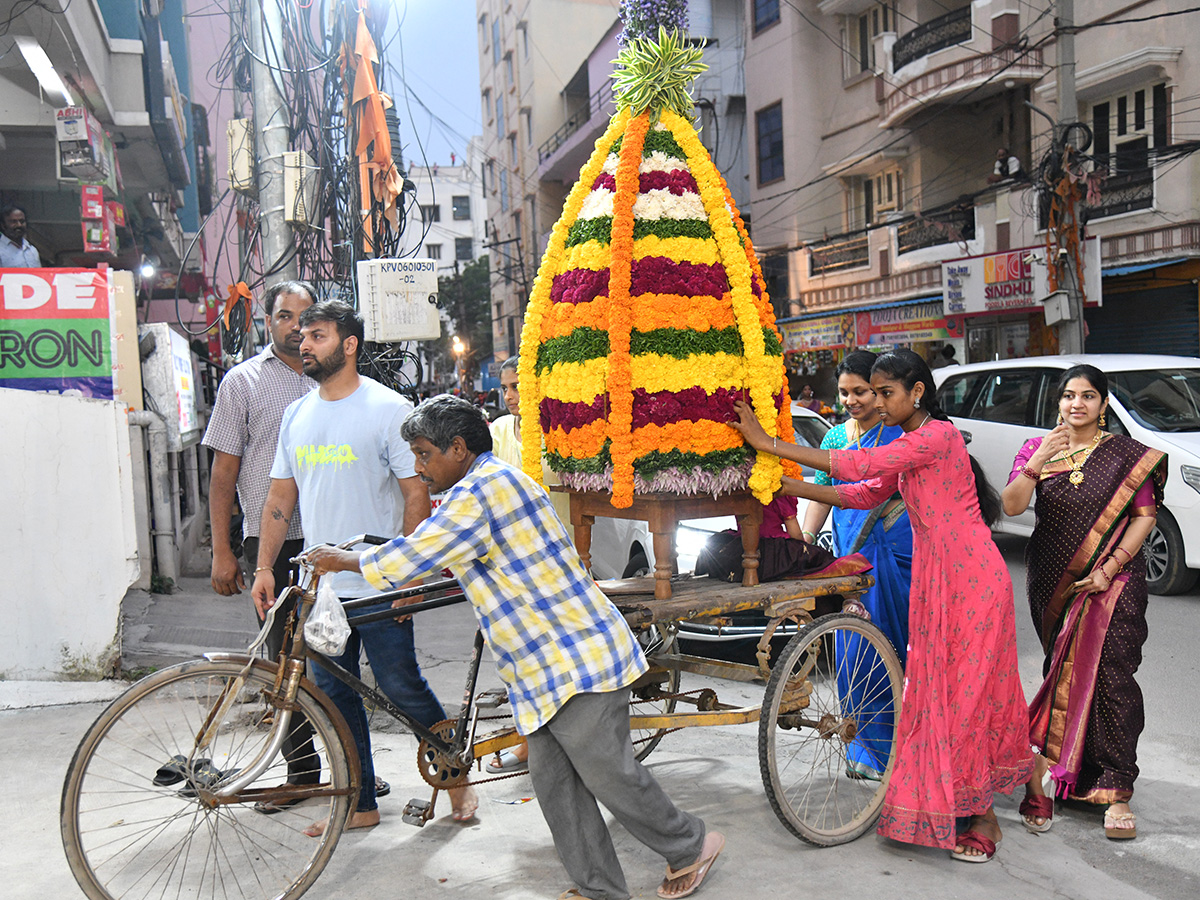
[[1104, 808, 1137, 840], [951, 831, 1000, 864], [1019, 792, 1054, 833]]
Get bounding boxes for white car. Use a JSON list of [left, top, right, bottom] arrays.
[[934, 354, 1200, 594]]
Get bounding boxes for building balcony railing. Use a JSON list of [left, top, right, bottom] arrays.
[[881, 44, 1045, 128], [808, 232, 871, 276], [1087, 167, 1154, 220], [892, 5, 971, 72], [538, 78, 615, 165], [896, 202, 976, 255]]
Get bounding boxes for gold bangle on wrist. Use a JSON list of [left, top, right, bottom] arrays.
[[254, 566, 272, 575]]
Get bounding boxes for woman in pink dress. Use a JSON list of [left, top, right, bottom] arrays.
[[733, 349, 1033, 861]]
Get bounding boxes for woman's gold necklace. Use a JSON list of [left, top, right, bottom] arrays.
[[1056, 432, 1103, 487]]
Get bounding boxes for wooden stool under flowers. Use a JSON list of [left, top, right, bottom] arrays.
[[558, 489, 763, 601]]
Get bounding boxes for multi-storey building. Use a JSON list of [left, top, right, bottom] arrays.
[[475, 0, 620, 363], [477, 0, 751, 360], [404, 139, 489, 272], [744, 1, 1199, 379]]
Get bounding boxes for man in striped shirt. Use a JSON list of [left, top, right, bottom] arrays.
[[305, 395, 723, 900]]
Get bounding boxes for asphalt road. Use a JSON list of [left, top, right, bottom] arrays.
[[3, 535, 1199, 900]]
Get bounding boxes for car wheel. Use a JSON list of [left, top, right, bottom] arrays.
[[1143, 509, 1198, 595]]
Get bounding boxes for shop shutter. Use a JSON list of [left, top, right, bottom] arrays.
[[1085, 284, 1199, 357]]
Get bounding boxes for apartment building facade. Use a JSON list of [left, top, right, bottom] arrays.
[[477, 0, 751, 362], [744, 0, 1199, 373]]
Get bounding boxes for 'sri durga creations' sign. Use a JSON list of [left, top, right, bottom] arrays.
[[0, 268, 117, 399]]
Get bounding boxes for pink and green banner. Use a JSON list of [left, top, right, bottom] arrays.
[[0, 268, 116, 399]]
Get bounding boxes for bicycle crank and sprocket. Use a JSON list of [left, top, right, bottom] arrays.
[[417, 719, 470, 789]]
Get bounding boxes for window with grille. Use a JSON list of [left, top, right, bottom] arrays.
[[452, 195, 471, 220]]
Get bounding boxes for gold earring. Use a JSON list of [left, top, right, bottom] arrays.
[[1057, 413, 1064, 425], [1100, 410, 1107, 427]]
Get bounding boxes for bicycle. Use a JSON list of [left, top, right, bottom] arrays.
[[61, 537, 899, 900]]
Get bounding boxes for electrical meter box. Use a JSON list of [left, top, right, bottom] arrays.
[[138, 322, 202, 450], [356, 258, 441, 342], [283, 151, 318, 226], [226, 118, 256, 196]]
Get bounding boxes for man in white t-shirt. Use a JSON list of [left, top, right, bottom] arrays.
[[252, 300, 477, 834]]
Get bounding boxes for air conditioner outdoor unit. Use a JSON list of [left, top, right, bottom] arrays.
[[357, 258, 441, 342]]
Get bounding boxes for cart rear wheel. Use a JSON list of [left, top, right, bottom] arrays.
[[61, 659, 355, 900], [631, 624, 681, 761], [759, 614, 902, 845]]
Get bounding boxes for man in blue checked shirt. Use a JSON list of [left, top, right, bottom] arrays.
[[306, 395, 724, 900]]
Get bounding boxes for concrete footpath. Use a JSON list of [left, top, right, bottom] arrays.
[[3, 540, 1199, 900]]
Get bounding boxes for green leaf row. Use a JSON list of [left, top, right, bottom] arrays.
[[534, 325, 781, 373], [565, 216, 713, 248]]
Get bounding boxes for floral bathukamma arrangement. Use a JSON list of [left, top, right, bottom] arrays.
[[517, 1, 797, 509]]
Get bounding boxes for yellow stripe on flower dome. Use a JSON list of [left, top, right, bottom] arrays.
[[717, 147, 802, 481], [663, 109, 782, 503], [631, 234, 719, 265], [545, 419, 607, 459], [629, 352, 745, 394], [518, 108, 630, 485], [630, 420, 743, 458], [605, 110, 650, 508], [540, 357, 609, 404], [541, 299, 608, 340], [562, 240, 612, 272]]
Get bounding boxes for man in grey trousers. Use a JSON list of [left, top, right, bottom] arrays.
[[305, 395, 724, 900]]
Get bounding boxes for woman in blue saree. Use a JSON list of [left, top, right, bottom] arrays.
[[801, 350, 914, 778]]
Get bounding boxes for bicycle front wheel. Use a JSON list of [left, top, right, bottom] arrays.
[[759, 614, 903, 846], [61, 658, 355, 900]]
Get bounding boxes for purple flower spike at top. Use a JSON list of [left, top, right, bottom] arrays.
[[619, 0, 689, 44]]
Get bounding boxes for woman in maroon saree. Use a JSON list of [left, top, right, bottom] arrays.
[[1002, 364, 1164, 840]]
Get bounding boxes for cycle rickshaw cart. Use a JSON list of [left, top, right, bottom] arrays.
[[61, 537, 902, 900]]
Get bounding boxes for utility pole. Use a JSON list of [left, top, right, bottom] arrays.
[[247, 0, 298, 284], [1054, 0, 1085, 354]]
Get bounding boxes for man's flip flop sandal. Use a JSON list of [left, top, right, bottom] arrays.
[[657, 832, 724, 899], [179, 763, 239, 798], [153, 755, 207, 787], [486, 750, 528, 774]]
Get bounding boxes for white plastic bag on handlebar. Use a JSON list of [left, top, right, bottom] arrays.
[[304, 580, 350, 656]]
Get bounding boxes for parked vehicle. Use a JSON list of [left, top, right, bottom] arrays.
[[934, 354, 1200, 594]]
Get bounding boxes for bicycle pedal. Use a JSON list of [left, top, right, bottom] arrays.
[[475, 689, 508, 709], [402, 798, 431, 826]]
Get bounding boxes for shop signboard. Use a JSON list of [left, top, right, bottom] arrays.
[[943, 238, 1101, 315], [855, 300, 961, 346], [779, 313, 855, 351], [0, 267, 116, 398]]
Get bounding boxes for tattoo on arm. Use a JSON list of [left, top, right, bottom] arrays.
[[271, 508, 284, 520]]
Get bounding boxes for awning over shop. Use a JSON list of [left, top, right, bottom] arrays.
[[1102, 257, 1188, 277]]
